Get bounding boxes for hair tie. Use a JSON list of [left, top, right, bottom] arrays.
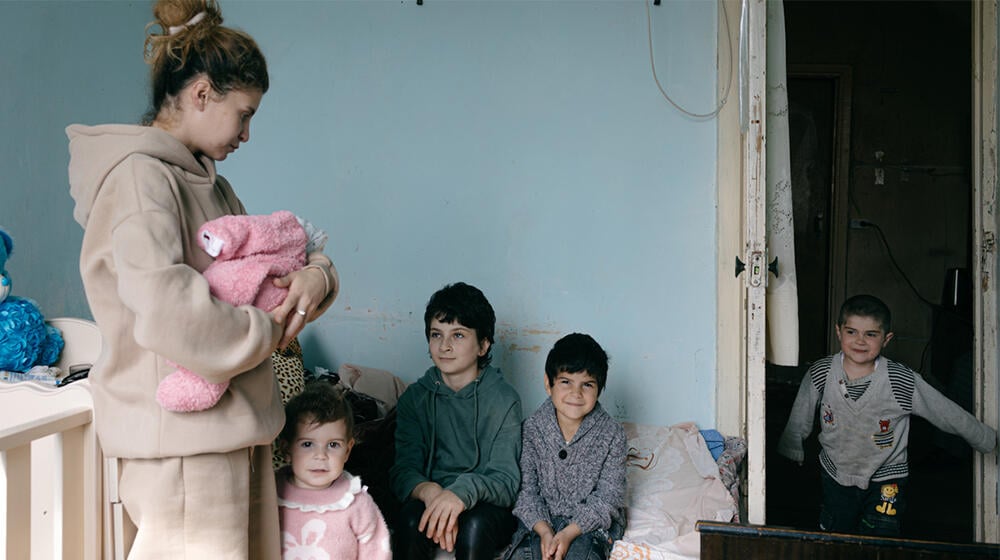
[[167, 11, 207, 35]]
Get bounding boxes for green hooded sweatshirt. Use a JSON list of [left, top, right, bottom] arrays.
[[390, 365, 523, 509]]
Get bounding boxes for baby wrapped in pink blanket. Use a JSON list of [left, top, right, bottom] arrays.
[[156, 210, 315, 412]]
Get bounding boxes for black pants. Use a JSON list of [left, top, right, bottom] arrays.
[[393, 498, 516, 560]]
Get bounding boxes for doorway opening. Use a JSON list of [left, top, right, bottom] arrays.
[[764, 0, 976, 543]]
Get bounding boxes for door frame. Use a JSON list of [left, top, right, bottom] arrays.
[[741, 0, 768, 525], [718, 0, 1000, 541], [971, 0, 998, 543], [785, 64, 853, 355]]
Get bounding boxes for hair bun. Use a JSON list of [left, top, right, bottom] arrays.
[[151, 0, 222, 37]]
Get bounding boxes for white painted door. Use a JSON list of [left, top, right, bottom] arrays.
[[742, 0, 768, 525]]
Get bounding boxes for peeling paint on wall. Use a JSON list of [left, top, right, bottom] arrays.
[[521, 328, 561, 336]]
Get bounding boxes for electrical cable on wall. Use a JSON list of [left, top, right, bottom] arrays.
[[646, 0, 734, 119], [854, 220, 936, 308], [852, 219, 973, 373]]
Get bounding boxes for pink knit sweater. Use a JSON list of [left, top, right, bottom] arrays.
[[276, 469, 391, 560]]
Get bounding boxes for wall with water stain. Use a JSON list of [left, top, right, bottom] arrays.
[[228, 1, 722, 426]]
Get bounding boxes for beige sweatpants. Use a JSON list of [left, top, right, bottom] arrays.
[[118, 445, 280, 560]]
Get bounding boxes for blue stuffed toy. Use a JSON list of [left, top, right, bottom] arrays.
[[0, 228, 64, 372]]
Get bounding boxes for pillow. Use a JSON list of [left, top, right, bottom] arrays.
[[273, 338, 306, 403], [271, 338, 306, 470], [337, 363, 408, 409]]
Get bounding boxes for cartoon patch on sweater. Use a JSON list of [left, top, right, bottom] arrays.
[[872, 418, 894, 449], [822, 403, 835, 426], [874, 483, 899, 516]]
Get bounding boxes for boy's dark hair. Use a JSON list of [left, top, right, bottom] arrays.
[[424, 282, 496, 369], [545, 333, 610, 393], [837, 294, 892, 333], [278, 381, 354, 446]]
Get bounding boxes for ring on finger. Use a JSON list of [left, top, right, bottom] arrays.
[[296, 309, 307, 316]]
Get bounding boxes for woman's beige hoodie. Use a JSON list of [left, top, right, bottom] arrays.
[[67, 124, 332, 459]]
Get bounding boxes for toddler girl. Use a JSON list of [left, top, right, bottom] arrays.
[[276, 381, 391, 559]]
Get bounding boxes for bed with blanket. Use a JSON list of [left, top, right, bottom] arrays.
[[323, 363, 746, 560]]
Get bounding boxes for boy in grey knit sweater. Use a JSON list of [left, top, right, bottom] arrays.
[[505, 333, 627, 560], [778, 295, 997, 536]]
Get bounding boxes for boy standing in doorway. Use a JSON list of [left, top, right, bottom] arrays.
[[778, 294, 997, 536]]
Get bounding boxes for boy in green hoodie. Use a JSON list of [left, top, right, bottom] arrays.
[[391, 282, 523, 560]]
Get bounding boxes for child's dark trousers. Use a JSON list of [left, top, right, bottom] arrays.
[[392, 498, 516, 560], [820, 469, 908, 537]]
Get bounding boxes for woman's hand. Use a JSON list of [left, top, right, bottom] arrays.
[[270, 265, 330, 349]]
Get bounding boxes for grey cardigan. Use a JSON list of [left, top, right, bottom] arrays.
[[511, 399, 627, 535]]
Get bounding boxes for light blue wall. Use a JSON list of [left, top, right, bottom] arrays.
[[0, 1, 148, 318], [2, 0, 720, 428], [226, 0, 720, 427]]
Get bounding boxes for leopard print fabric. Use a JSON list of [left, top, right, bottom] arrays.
[[271, 337, 305, 471]]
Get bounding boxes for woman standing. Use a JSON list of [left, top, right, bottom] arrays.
[[67, 1, 338, 557]]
